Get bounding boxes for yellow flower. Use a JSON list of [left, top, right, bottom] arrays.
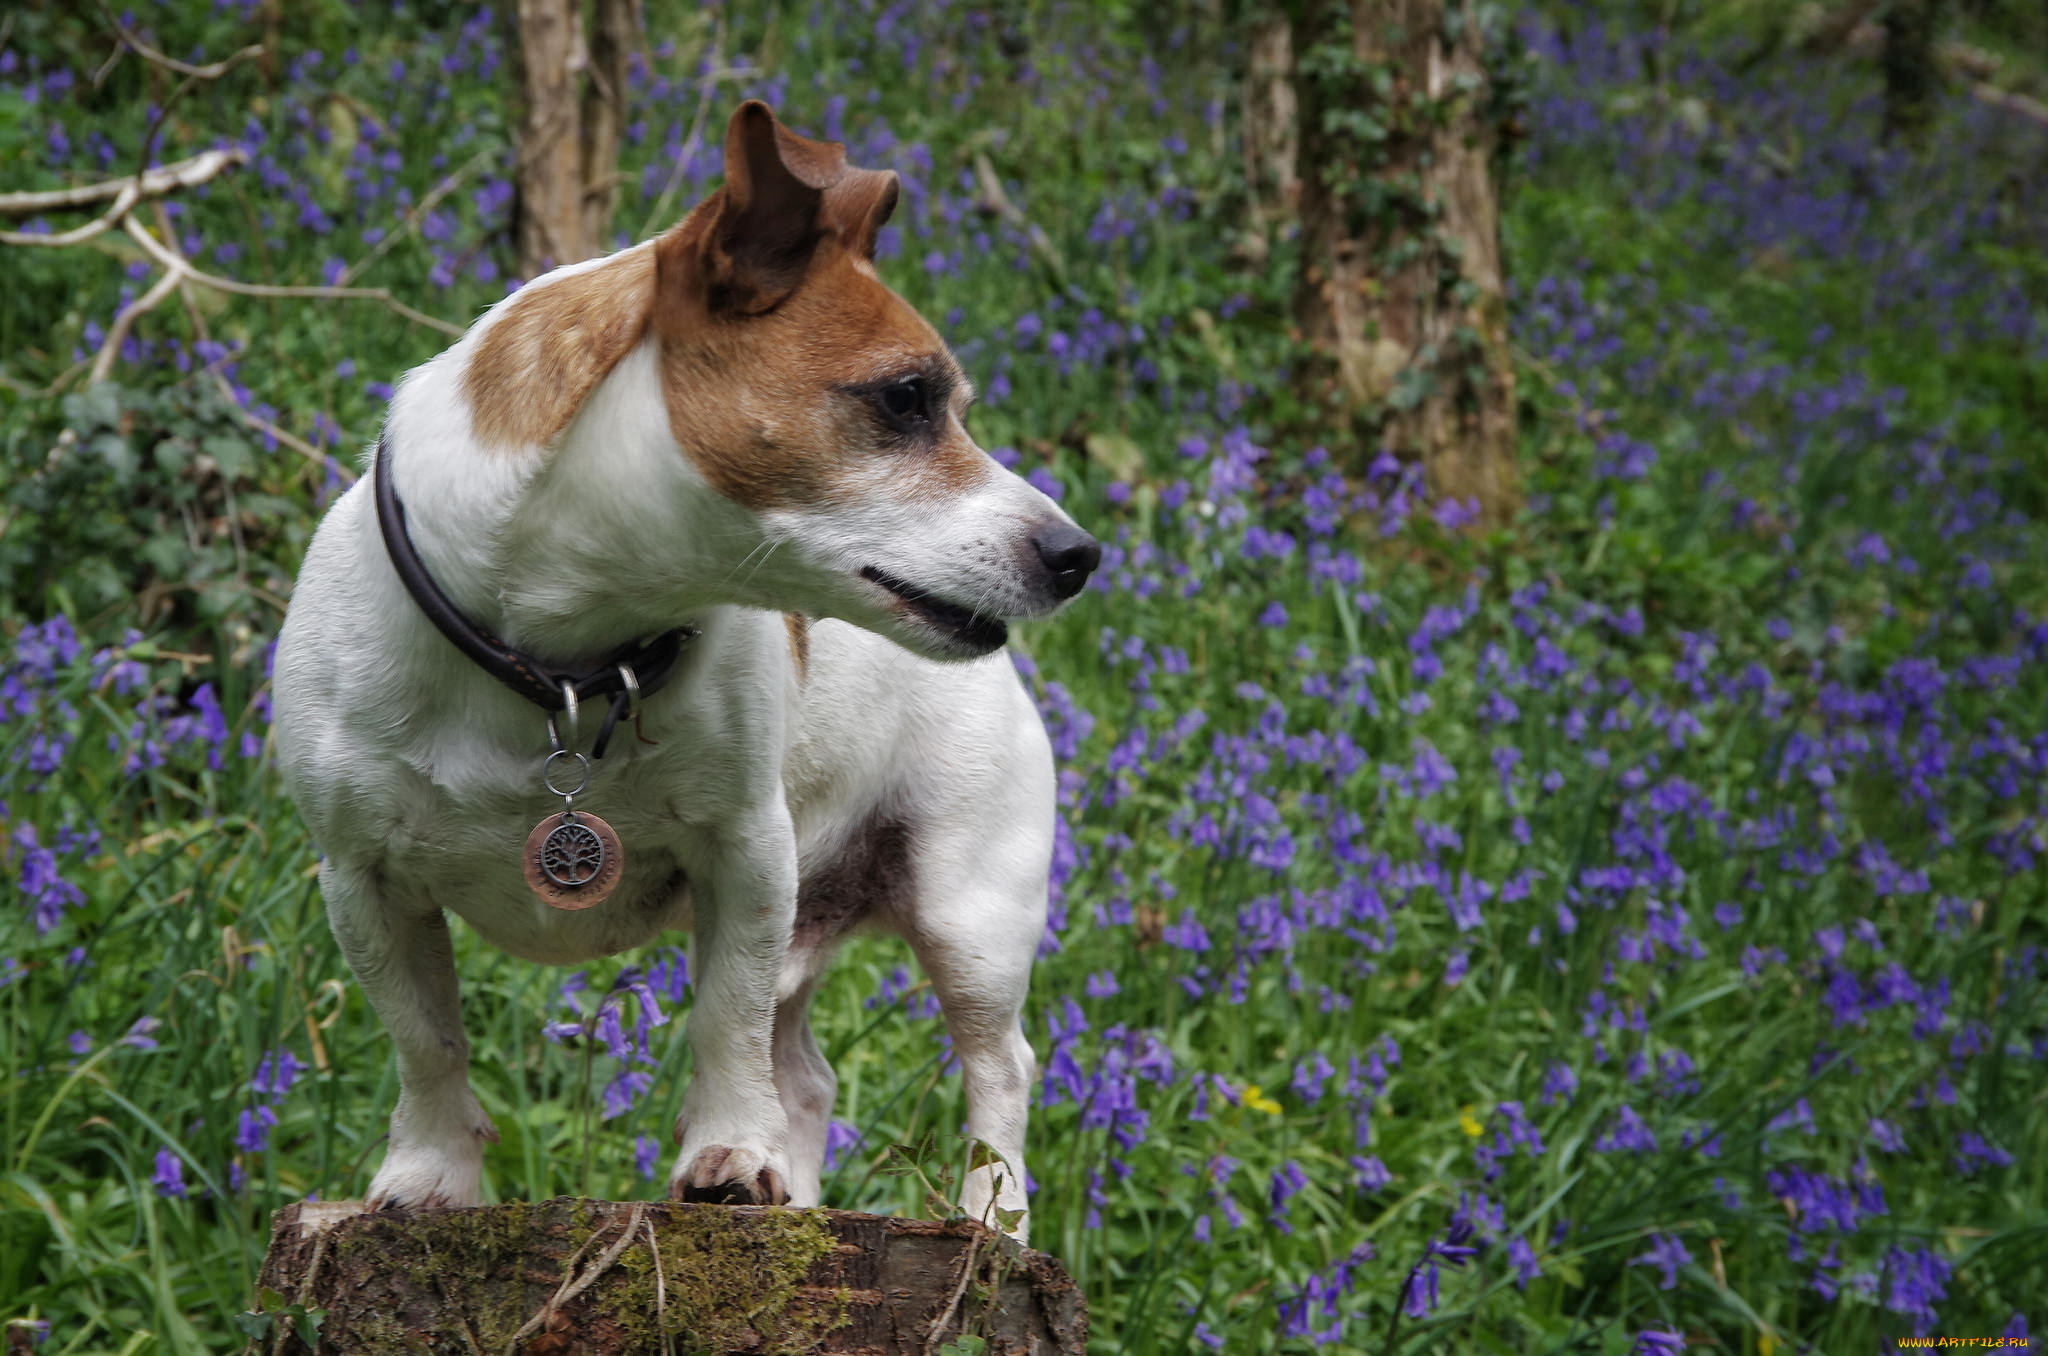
[[1242, 1084, 1282, 1116], [1459, 1105, 1485, 1137], [1758, 1333, 1776, 1356]]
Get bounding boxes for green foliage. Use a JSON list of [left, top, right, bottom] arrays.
[[230, 1292, 324, 1348], [1, 381, 305, 630]]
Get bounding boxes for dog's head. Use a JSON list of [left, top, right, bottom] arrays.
[[646, 101, 1098, 660]]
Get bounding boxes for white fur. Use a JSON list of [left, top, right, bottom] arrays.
[[273, 255, 1081, 1236]]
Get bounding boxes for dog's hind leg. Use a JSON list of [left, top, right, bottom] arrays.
[[900, 825, 1047, 1242], [322, 862, 497, 1209], [905, 904, 1040, 1240]]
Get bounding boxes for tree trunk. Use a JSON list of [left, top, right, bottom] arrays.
[[513, 0, 588, 276], [1882, 0, 1947, 143], [511, 0, 642, 279], [1288, 0, 1519, 528], [579, 0, 639, 254], [1241, 13, 1300, 254], [253, 1198, 1086, 1355]]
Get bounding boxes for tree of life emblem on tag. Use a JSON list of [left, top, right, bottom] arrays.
[[523, 810, 623, 909]]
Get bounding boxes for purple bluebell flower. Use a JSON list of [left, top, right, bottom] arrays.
[[235, 1105, 277, 1153], [823, 1118, 863, 1172], [153, 1148, 187, 1198], [601, 1069, 653, 1120], [1508, 1234, 1540, 1289], [250, 1049, 307, 1099], [1401, 1218, 1477, 1318], [1633, 1233, 1691, 1290]]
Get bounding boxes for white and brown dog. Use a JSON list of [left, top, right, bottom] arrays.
[[272, 102, 1095, 1237]]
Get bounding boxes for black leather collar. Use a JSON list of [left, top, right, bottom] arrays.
[[372, 436, 695, 759]]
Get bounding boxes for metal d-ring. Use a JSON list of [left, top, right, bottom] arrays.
[[544, 748, 592, 800], [617, 663, 641, 724], [547, 681, 580, 754]]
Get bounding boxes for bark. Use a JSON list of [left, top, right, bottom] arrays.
[[1882, 0, 1948, 143], [1289, 0, 1519, 528], [511, 0, 642, 277], [579, 0, 639, 253], [254, 1198, 1086, 1355], [514, 0, 589, 276], [1242, 14, 1300, 229]]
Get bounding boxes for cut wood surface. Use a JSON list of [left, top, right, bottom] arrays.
[[256, 1198, 1086, 1355]]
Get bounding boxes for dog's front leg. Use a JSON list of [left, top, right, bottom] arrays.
[[671, 803, 797, 1204], [323, 862, 496, 1209]]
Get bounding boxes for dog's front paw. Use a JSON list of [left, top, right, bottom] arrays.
[[669, 1142, 790, 1205], [366, 1105, 495, 1210], [366, 1146, 484, 1210]]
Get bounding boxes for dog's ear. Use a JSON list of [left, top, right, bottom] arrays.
[[738, 106, 900, 264], [656, 102, 900, 323], [703, 100, 829, 315], [824, 164, 900, 262]]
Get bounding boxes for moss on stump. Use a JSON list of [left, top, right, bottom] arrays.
[[254, 1198, 1086, 1355]]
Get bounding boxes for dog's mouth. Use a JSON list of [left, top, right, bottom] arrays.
[[860, 565, 1008, 653]]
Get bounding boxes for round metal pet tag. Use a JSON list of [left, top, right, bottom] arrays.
[[524, 810, 623, 910]]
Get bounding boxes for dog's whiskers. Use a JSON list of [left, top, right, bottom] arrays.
[[717, 536, 779, 592], [739, 539, 783, 591]]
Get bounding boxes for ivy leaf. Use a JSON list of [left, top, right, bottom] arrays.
[[231, 1311, 275, 1339], [91, 430, 138, 482], [202, 432, 256, 484]]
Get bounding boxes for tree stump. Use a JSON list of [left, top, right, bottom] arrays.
[[254, 1199, 1086, 1355]]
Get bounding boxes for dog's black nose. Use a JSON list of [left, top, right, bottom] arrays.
[[1033, 523, 1101, 600]]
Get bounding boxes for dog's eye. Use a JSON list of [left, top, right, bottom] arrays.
[[877, 378, 929, 425]]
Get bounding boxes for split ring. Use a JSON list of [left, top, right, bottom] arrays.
[[544, 748, 592, 799]]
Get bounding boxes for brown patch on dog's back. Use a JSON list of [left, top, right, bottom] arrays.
[[795, 814, 912, 946], [783, 612, 810, 683], [464, 247, 654, 451]]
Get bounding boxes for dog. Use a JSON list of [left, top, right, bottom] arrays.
[[271, 101, 1097, 1238]]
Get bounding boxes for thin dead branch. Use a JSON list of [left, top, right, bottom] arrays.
[[3, 22, 457, 406], [100, 5, 261, 81], [0, 149, 250, 247], [338, 147, 498, 286], [120, 215, 466, 337], [145, 206, 360, 481], [635, 14, 754, 241], [636, 66, 757, 234], [127, 44, 266, 203], [0, 149, 250, 216], [1973, 82, 2048, 126], [502, 1203, 647, 1356], [641, 1215, 675, 1356], [971, 151, 1067, 285], [90, 266, 186, 384]]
